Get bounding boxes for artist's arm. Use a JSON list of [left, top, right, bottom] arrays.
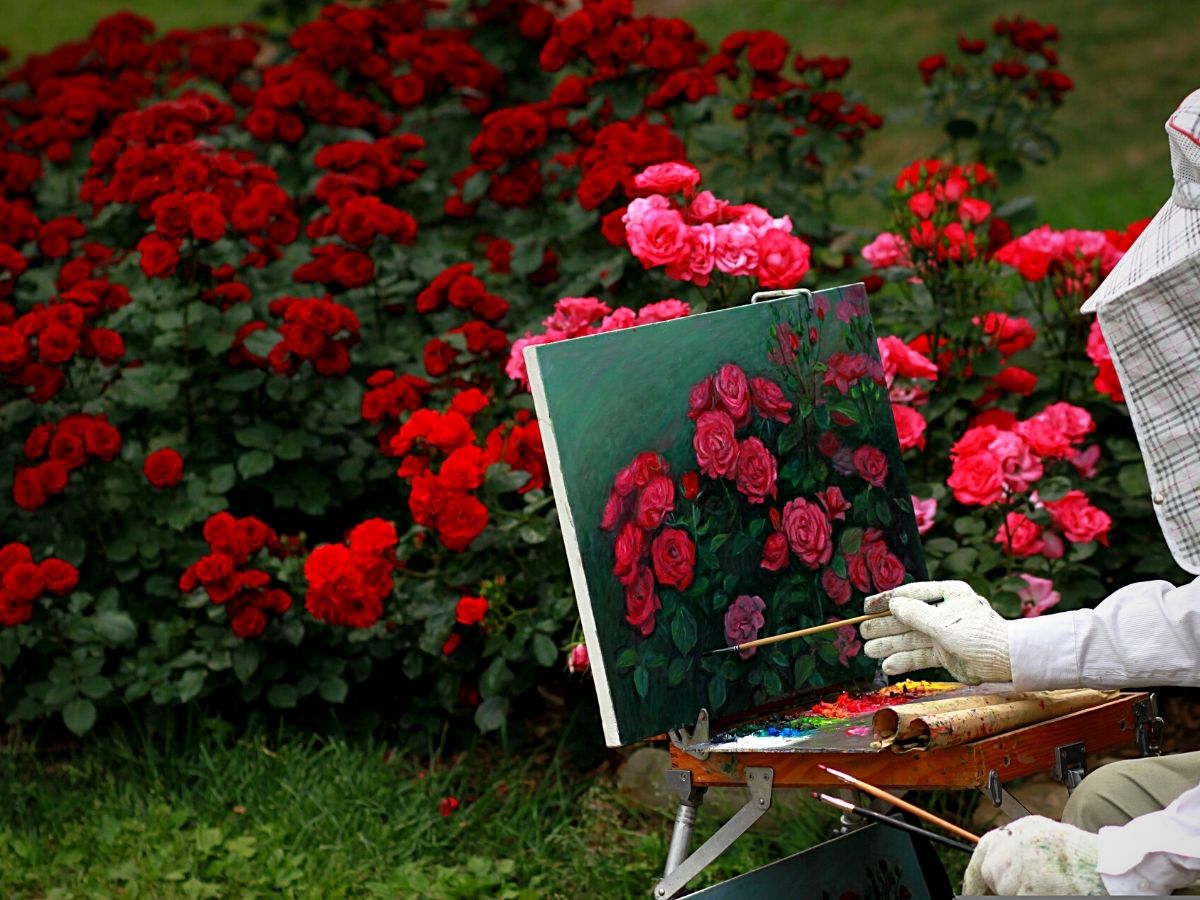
[[1009, 576, 1200, 690], [1096, 781, 1200, 895]]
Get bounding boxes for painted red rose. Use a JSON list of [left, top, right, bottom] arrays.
[[760, 532, 789, 571], [635, 475, 675, 529], [734, 437, 777, 504], [782, 497, 833, 569], [688, 375, 717, 420], [681, 471, 699, 500], [853, 445, 888, 487], [625, 565, 661, 637], [143, 448, 183, 488], [817, 486, 850, 521], [651, 528, 695, 591], [821, 568, 852, 606], [693, 410, 739, 479], [713, 363, 751, 426], [612, 522, 644, 585], [600, 490, 624, 531], [748, 376, 792, 423], [847, 550, 871, 593], [864, 541, 906, 591]]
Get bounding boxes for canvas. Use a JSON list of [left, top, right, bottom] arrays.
[[526, 283, 927, 746]]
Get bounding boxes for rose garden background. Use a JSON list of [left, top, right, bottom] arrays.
[[0, 0, 1196, 895]]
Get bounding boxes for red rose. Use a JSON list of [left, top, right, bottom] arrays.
[[748, 376, 792, 423], [993, 366, 1037, 396], [0, 326, 28, 370], [49, 431, 86, 468], [821, 568, 852, 606], [36, 460, 68, 494], [37, 324, 80, 365], [434, 493, 489, 551], [947, 452, 1004, 506], [891, 404, 927, 452], [455, 595, 489, 625], [1045, 490, 1112, 545], [994, 512, 1046, 557], [755, 230, 811, 289], [624, 566, 661, 637], [847, 550, 871, 593], [39, 557, 78, 595], [143, 448, 184, 488], [782, 497, 832, 569], [853, 445, 889, 487], [635, 475, 675, 530], [651, 528, 695, 591], [84, 420, 121, 461], [817, 486, 850, 521], [138, 234, 180, 279], [864, 541, 906, 591], [760, 532, 789, 571], [3, 562, 45, 603], [713, 363, 751, 426], [333, 250, 375, 288], [87, 328, 125, 364], [688, 375, 717, 420], [600, 490, 624, 531], [231, 607, 268, 639], [693, 410, 738, 479], [612, 522, 644, 585], [734, 437, 777, 504], [681, 471, 699, 500], [12, 467, 45, 510]]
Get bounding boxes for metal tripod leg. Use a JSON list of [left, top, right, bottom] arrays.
[[663, 771, 707, 878], [655, 768, 773, 899]]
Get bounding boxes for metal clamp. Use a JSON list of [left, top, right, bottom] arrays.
[[1133, 694, 1164, 757], [984, 770, 1031, 820], [655, 767, 774, 899], [668, 708, 711, 761], [750, 287, 814, 310], [1053, 742, 1088, 792]]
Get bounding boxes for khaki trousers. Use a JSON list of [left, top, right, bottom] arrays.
[[1061, 751, 1200, 894]]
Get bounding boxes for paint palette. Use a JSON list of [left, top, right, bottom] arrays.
[[526, 283, 928, 747]]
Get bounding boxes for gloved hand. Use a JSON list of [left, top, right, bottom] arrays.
[[860, 580, 1012, 684], [962, 816, 1107, 896]]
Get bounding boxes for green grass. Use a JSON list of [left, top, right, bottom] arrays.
[[2, 718, 897, 898]]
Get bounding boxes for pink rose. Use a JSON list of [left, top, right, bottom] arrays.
[[912, 495, 937, 534], [865, 541, 905, 591], [693, 410, 739, 479], [636, 299, 690, 324], [1086, 319, 1111, 365], [891, 404, 927, 452], [713, 222, 760, 276], [822, 568, 852, 606], [1015, 403, 1092, 460], [760, 532, 789, 571], [714, 363, 751, 425], [853, 446, 888, 487], [651, 527, 695, 591], [782, 497, 833, 569], [861, 232, 911, 269], [633, 162, 702, 195], [1045, 490, 1112, 545], [612, 522, 644, 585], [1018, 574, 1061, 618], [748, 376, 792, 424], [567, 642, 590, 673], [958, 197, 992, 225], [732, 203, 792, 235], [543, 296, 611, 336], [1039, 402, 1095, 444], [822, 352, 873, 393], [625, 566, 661, 637], [624, 196, 690, 268], [1070, 445, 1101, 479], [755, 229, 811, 289], [988, 430, 1043, 494], [947, 452, 1004, 506], [724, 594, 766, 659], [734, 437, 777, 504], [506, 333, 547, 388], [818, 486, 850, 521], [635, 475, 675, 530], [686, 190, 732, 224], [598, 307, 637, 331], [877, 335, 937, 383], [833, 623, 862, 666], [994, 512, 1045, 557], [665, 223, 717, 286]]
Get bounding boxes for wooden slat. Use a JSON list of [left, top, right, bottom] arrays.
[[670, 693, 1147, 790]]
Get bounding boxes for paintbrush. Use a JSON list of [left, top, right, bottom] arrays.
[[811, 792, 975, 854], [701, 610, 889, 657], [817, 765, 980, 845]]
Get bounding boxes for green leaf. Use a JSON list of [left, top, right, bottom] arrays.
[[763, 669, 783, 696], [616, 649, 637, 672], [92, 610, 136, 644], [793, 654, 816, 686], [106, 539, 137, 563], [633, 666, 649, 699], [670, 607, 697, 656], [232, 644, 260, 682], [531, 634, 557, 667], [707, 674, 727, 711], [209, 464, 236, 495], [461, 170, 490, 204], [216, 370, 265, 392], [319, 677, 348, 704], [942, 548, 979, 575], [237, 450, 274, 479], [667, 657, 687, 687], [1118, 463, 1149, 497], [178, 669, 206, 703], [924, 537, 959, 555], [63, 699, 97, 735], [79, 675, 112, 700], [1038, 476, 1072, 503], [474, 696, 508, 733], [243, 329, 280, 358], [267, 684, 297, 709]]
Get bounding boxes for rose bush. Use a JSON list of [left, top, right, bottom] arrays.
[[0, 5, 1173, 740]]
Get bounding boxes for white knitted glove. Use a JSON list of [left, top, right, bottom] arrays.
[[962, 816, 1107, 896], [861, 580, 1012, 683]]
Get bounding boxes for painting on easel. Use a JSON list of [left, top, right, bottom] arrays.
[[526, 283, 927, 746]]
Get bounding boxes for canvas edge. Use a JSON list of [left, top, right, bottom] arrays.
[[524, 344, 625, 747]]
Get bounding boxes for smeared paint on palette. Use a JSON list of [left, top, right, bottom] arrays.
[[698, 681, 957, 752]]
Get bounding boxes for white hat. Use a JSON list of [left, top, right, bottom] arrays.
[[1080, 88, 1200, 574], [1081, 87, 1200, 313]]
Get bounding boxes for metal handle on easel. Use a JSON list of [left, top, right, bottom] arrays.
[[750, 288, 814, 310]]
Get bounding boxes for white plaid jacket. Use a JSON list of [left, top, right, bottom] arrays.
[[1082, 88, 1200, 574]]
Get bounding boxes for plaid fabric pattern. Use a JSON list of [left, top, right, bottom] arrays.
[[1081, 88, 1200, 573]]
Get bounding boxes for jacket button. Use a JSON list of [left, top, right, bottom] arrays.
[[1153, 491, 1165, 505]]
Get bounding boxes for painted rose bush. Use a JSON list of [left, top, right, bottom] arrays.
[[596, 296, 924, 714]]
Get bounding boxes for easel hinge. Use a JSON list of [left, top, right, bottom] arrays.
[[668, 708, 711, 760], [1133, 694, 1164, 757]]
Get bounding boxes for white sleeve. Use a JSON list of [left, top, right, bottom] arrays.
[[1096, 781, 1200, 895], [1007, 577, 1200, 690]]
